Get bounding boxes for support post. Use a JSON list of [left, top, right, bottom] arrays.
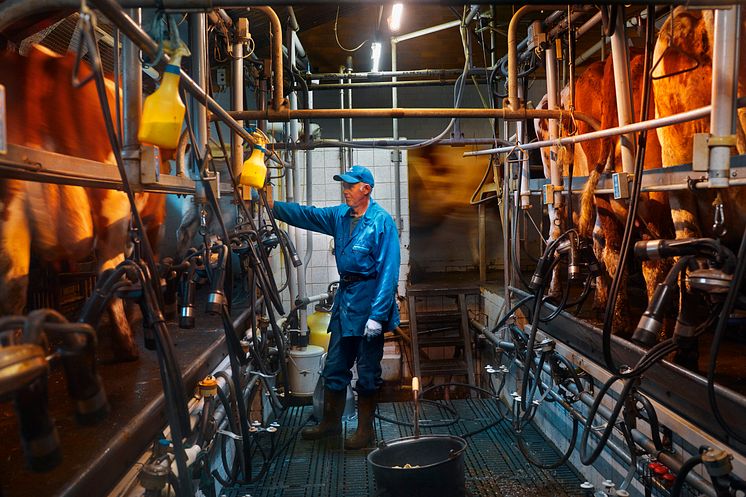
[[609, 6, 636, 174], [708, 5, 740, 187], [121, 8, 142, 190]]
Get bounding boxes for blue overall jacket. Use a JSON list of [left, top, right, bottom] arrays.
[[273, 199, 401, 337]]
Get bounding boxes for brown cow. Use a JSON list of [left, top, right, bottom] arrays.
[[578, 51, 675, 334], [538, 52, 674, 334], [650, 7, 746, 365], [653, 7, 746, 245], [0, 46, 166, 360], [535, 60, 607, 300]]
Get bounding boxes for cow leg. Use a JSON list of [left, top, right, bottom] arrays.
[[667, 190, 704, 368], [595, 196, 631, 334], [592, 216, 607, 312], [546, 204, 565, 300], [90, 190, 141, 362], [0, 182, 32, 316]]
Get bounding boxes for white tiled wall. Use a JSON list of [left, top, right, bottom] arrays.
[[277, 145, 410, 308]]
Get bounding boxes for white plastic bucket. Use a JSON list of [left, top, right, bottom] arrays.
[[288, 345, 325, 397]]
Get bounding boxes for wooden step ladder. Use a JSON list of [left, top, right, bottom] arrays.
[[406, 284, 479, 395]]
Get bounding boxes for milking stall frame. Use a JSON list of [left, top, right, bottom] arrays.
[[0, 1, 745, 496]]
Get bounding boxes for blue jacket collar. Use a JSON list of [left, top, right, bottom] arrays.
[[343, 197, 377, 220]]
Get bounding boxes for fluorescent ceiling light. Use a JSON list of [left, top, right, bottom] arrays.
[[371, 41, 382, 72], [388, 3, 404, 32]]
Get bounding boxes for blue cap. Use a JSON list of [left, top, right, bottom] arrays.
[[333, 165, 375, 188]]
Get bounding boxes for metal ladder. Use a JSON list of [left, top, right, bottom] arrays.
[[406, 284, 479, 395]]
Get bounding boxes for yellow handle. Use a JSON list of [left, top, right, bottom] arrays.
[[412, 376, 420, 393]]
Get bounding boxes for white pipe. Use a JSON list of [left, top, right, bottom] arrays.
[[508, 5, 555, 110], [289, 26, 306, 332], [465, 105, 714, 156], [122, 8, 142, 182], [189, 14, 208, 160], [545, 40, 562, 210], [347, 67, 354, 166], [708, 5, 740, 188], [576, 11, 603, 38], [576, 38, 607, 66], [517, 85, 531, 210], [392, 19, 461, 44], [231, 35, 244, 179], [609, 6, 636, 174], [304, 85, 314, 268], [392, 39, 402, 231], [339, 67, 346, 175]]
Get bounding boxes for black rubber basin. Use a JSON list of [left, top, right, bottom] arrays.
[[367, 435, 467, 497]]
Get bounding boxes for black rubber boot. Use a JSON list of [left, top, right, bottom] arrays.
[[344, 393, 376, 450], [302, 388, 346, 440]]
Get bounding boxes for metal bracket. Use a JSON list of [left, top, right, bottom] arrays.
[[390, 150, 402, 163], [236, 18, 250, 43], [692, 133, 738, 171], [527, 20, 547, 51], [612, 172, 631, 199], [542, 184, 561, 204], [139, 145, 162, 184]]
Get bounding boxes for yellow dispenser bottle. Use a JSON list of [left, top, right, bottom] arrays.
[[138, 56, 185, 150], [307, 304, 331, 351], [240, 144, 268, 189]]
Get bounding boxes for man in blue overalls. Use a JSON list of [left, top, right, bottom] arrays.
[[269, 165, 400, 449]]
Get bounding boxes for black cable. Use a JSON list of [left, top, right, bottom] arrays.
[[511, 199, 533, 289], [601, 3, 656, 373], [517, 415, 578, 469], [707, 216, 746, 445], [633, 391, 664, 452], [671, 453, 703, 497], [490, 294, 535, 335], [579, 376, 637, 465]]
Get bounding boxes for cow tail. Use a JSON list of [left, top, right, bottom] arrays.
[[578, 169, 600, 239]]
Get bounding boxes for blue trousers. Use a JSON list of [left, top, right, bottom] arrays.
[[322, 330, 384, 395]]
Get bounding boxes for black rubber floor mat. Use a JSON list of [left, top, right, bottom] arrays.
[[223, 398, 585, 497]]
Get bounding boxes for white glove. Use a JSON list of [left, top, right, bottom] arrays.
[[364, 319, 383, 341]]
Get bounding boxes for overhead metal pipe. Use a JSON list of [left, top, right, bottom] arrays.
[[0, 0, 741, 33], [576, 10, 603, 38], [253, 6, 286, 112], [464, 99, 746, 157], [708, 5, 740, 188], [307, 79, 462, 90], [308, 68, 486, 80], [286, 5, 299, 31], [270, 137, 511, 149], [507, 5, 557, 110], [229, 107, 601, 127], [392, 19, 461, 44]]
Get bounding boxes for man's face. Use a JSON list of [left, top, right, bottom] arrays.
[[342, 181, 371, 209]]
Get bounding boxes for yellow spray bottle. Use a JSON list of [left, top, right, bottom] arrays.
[[138, 55, 185, 150], [240, 138, 269, 189]]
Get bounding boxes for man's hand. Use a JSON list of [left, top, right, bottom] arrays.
[[265, 182, 274, 209], [364, 319, 382, 341]]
